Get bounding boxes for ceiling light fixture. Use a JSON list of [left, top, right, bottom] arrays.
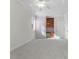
[[36, 0, 46, 6], [35, 0, 47, 10], [30, 0, 50, 11], [36, 1, 46, 8]]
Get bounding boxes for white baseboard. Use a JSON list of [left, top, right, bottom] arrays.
[[10, 39, 33, 52]]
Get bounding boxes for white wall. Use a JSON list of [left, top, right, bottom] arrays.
[[64, 13, 68, 39], [10, 0, 34, 51], [54, 16, 65, 39], [54, 13, 68, 39]]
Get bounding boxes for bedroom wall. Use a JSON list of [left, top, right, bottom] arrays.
[[10, 0, 34, 51]]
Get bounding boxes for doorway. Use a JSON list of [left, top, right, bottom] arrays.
[[46, 17, 55, 38]]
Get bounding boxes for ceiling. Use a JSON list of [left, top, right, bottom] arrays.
[[18, 0, 68, 16]]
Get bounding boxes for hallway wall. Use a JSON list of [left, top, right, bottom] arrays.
[[10, 0, 34, 51], [54, 13, 68, 39]]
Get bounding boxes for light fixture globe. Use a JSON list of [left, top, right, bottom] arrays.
[[34, 0, 50, 11]]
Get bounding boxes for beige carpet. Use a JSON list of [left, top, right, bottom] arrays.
[[11, 39, 68, 59]]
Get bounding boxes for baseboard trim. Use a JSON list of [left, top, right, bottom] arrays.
[[10, 39, 33, 52]]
